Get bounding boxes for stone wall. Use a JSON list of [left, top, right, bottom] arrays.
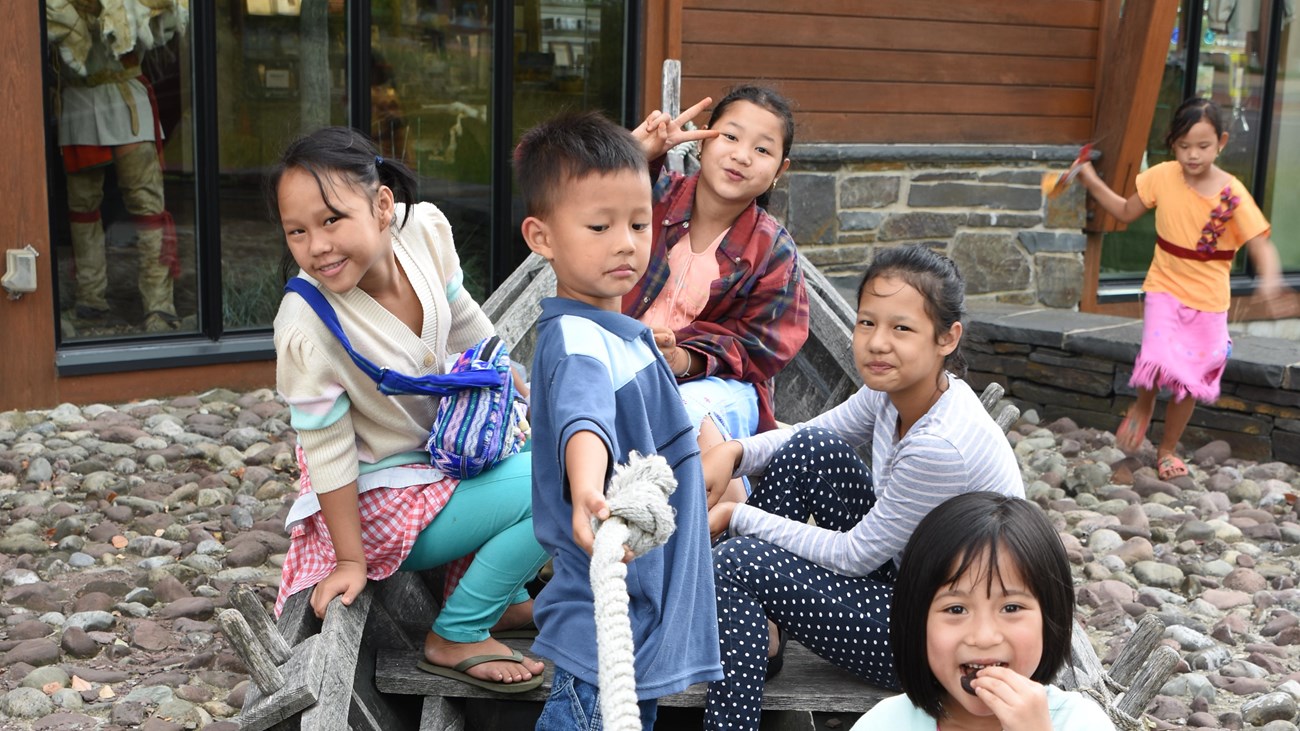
[[768, 144, 1090, 308], [965, 303, 1300, 466]]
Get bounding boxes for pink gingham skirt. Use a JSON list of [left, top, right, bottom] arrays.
[[274, 448, 469, 616]]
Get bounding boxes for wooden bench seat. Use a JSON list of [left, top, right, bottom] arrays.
[[374, 640, 891, 713]]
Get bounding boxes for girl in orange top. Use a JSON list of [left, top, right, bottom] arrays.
[[1077, 98, 1285, 480]]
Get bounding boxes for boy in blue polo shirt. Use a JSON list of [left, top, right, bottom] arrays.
[[516, 110, 722, 729]]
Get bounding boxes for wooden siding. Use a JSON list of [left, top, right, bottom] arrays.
[[0, 2, 59, 409], [649, 0, 1103, 144]]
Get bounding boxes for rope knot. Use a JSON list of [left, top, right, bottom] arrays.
[[599, 452, 677, 556]]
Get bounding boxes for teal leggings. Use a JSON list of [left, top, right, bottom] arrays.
[[399, 451, 549, 642]]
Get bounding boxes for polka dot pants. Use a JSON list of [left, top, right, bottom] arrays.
[[704, 428, 900, 730]]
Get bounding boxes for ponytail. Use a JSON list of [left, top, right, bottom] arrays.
[[266, 126, 419, 231]]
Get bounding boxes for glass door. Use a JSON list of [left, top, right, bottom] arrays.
[[216, 0, 350, 332], [370, 1, 497, 300]]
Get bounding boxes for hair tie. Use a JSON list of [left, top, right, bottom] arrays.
[[375, 155, 384, 166]]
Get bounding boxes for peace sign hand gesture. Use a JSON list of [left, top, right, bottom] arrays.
[[634, 96, 720, 161]]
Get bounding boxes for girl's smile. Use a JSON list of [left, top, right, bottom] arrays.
[[278, 167, 398, 297], [927, 547, 1044, 726]]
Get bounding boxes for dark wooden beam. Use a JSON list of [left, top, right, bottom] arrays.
[[1086, 0, 1179, 233], [641, 0, 682, 118]]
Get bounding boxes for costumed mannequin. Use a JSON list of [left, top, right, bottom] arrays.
[[46, 0, 189, 332]]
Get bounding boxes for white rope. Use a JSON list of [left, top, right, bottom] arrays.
[[590, 451, 678, 731]]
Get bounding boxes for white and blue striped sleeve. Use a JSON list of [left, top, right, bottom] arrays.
[[730, 433, 969, 576], [735, 386, 882, 476]]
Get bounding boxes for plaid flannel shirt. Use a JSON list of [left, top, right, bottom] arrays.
[[623, 168, 809, 432]]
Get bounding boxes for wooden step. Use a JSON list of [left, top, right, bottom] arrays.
[[374, 639, 892, 713]]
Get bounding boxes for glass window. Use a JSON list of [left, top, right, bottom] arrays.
[[45, 0, 197, 340], [44, 0, 634, 362], [1262, 3, 1299, 269], [1101, 0, 1295, 282], [371, 1, 497, 301], [218, 0, 349, 331], [508, 0, 632, 276]]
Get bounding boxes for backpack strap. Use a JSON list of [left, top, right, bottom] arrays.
[[283, 278, 504, 396]]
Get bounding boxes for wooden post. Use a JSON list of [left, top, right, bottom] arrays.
[[1108, 614, 1165, 687], [641, 0, 683, 117], [231, 587, 292, 666], [219, 609, 287, 694], [1086, 0, 1179, 234], [419, 696, 465, 731], [1082, 0, 1178, 312], [979, 382, 1006, 413], [661, 59, 681, 119], [1114, 645, 1180, 720]]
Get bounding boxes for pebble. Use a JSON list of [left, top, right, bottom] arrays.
[[1, 391, 1296, 731], [2, 687, 54, 718]]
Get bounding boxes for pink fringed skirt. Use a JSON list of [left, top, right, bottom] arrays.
[[1131, 291, 1231, 404]]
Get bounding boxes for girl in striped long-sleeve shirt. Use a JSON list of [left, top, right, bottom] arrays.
[[701, 244, 1023, 730]]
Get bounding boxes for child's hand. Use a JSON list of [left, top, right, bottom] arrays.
[[572, 485, 634, 563], [310, 559, 367, 619], [708, 501, 737, 541], [968, 665, 1052, 731], [634, 96, 720, 160], [701, 440, 743, 509], [651, 327, 692, 376]]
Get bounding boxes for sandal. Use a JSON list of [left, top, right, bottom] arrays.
[[765, 625, 788, 681], [1115, 409, 1151, 454], [1157, 455, 1189, 481], [416, 649, 545, 694]]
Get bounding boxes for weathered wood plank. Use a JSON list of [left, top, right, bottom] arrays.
[[375, 640, 891, 713], [218, 609, 286, 694], [231, 586, 293, 665], [299, 593, 373, 730], [420, 696, 466, 731], [1054, 622, 1109, 694], [1108, 614, 1164, 687], [1114, 645, 1179, 721], [238, 633, 326, 731], [276, 588, 321, 648]]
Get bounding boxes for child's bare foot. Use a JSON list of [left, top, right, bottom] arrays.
[[1115, 406, 1152, 454], [490, 599, 535, 634], [423, 632, 545, 683]]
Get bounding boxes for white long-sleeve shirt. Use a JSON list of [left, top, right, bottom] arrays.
[[730, 377, 1023, 576]]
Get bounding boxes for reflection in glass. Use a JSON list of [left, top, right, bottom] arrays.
[[217, 0, 348, 331], [509, 0, 630, 281], [45, 0, 195, 340], [1102, 0, 1271, 279], [371, 1, 496, 300], [1263, 4, 1299, 269]]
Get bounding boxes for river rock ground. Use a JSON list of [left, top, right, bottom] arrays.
[[0, 389, 1297, 730]]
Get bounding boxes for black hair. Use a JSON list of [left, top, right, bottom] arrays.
[[708, 84, 796, 208], [266, 126, 419, 282], [513, 110, 647, 218], [890, 492, 1076, 722], [856, 245, 968, 378], [1164, 97, 1225, 150]]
